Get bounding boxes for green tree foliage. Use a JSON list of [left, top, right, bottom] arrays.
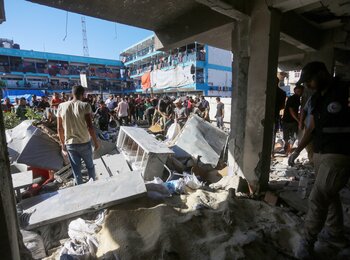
[[3, 112, 21, 129], [25, 108, 42, 121]]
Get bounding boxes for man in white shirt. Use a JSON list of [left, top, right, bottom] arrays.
[[57, 85, 99, 185], [105, 95, 115, 111], [115, 97, 129, 125]]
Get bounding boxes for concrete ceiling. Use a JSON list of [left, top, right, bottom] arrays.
[[0, 0, 5, 24], [27, 0, 350, 68]]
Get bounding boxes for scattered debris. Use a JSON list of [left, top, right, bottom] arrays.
[[59, 210, 106, 259], [22, 230, 46, 259]]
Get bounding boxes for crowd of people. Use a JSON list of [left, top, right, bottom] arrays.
[[128, 48, 206, 77], [93, 94, 225, 133], [1, 91, 226, 133]]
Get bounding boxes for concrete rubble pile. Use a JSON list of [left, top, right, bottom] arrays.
[[7, 116, 350, 259]]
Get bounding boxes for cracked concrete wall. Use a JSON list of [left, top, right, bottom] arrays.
[[229, 1, 281, 193]]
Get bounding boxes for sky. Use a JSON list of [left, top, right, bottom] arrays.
[[0, 0, 153, 60]]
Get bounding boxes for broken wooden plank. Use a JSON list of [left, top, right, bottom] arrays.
[[19, 171, 146, 230]]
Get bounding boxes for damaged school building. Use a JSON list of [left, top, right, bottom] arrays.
[[1, 0, 350, 259]]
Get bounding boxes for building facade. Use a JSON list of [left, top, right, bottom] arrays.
[[0, 47, 125, 94], [120, 35, 232, 96]]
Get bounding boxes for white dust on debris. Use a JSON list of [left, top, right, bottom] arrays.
[[96, 189, 302, 259]]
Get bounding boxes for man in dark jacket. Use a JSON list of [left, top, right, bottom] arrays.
[[282, 84, 303, 154], [289, 62, 350, 259]]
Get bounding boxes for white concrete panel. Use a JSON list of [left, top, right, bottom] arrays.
[[207, 69, 232, 88], [207, 46, 232, 67], [20, 172, 146, 229], [12, 171, 33, 189]]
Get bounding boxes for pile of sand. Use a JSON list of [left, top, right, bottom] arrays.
[[96, 189, 302, 259]]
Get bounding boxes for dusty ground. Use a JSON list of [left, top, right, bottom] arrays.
[[43, 150, 350, 260], [95, 189, 302, 260]]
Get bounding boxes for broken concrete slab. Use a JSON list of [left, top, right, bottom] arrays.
[[19, 171, 146, 230], [94, 152, 132, 180], [170, 115, 228, 167], [6, 120, 64, 170], [101, 152, 131, 175], [93, 139, 116, 159], [209, 175, 249, 193], [94, 158, 111, 180]]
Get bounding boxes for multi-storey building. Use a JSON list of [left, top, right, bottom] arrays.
[[0, 47, 126, 95], [120, 35, 232, 96]]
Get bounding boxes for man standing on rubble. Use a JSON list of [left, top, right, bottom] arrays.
[[215, 97, 224, 129], [288, 62, 350, 259], [57, 85, 99, 185], [282, 84, 303, 154], [199, 95, 210, 122]]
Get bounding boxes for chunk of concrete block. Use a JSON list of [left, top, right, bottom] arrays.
[[21, 230, 46, 259], [209, 175, 249, 193]]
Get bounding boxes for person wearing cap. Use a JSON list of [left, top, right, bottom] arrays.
[[288, 61, 350, 259]]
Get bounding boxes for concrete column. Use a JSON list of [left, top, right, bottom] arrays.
[[0, 109, 21, 259], [229, 1, 281, 193], [228, 19, 250, 178]]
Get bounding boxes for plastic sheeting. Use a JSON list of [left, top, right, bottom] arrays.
[[150, 64, 195, 89], [6, 120, 64, 170], [141, 71, 151, 90], [170, 115, 228, 167]]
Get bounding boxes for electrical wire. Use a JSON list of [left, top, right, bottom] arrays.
[[114, 22, 118, 39], [63, 11, 69, 41]]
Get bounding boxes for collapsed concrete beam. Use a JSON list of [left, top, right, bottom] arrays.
[[155, 23, 234, 51], [280, 11, 323, 51], [271, 0, 321, 12], [155, 5, 233, 50], [195, 0, 250, 21], [278, 40, 305, 62], [0, 0, 5, 24]]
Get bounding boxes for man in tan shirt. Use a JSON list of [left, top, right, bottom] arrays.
[[57, 85, 99, 185]]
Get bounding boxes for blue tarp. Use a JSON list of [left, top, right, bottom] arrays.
[[2, 89, 45, 103]]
